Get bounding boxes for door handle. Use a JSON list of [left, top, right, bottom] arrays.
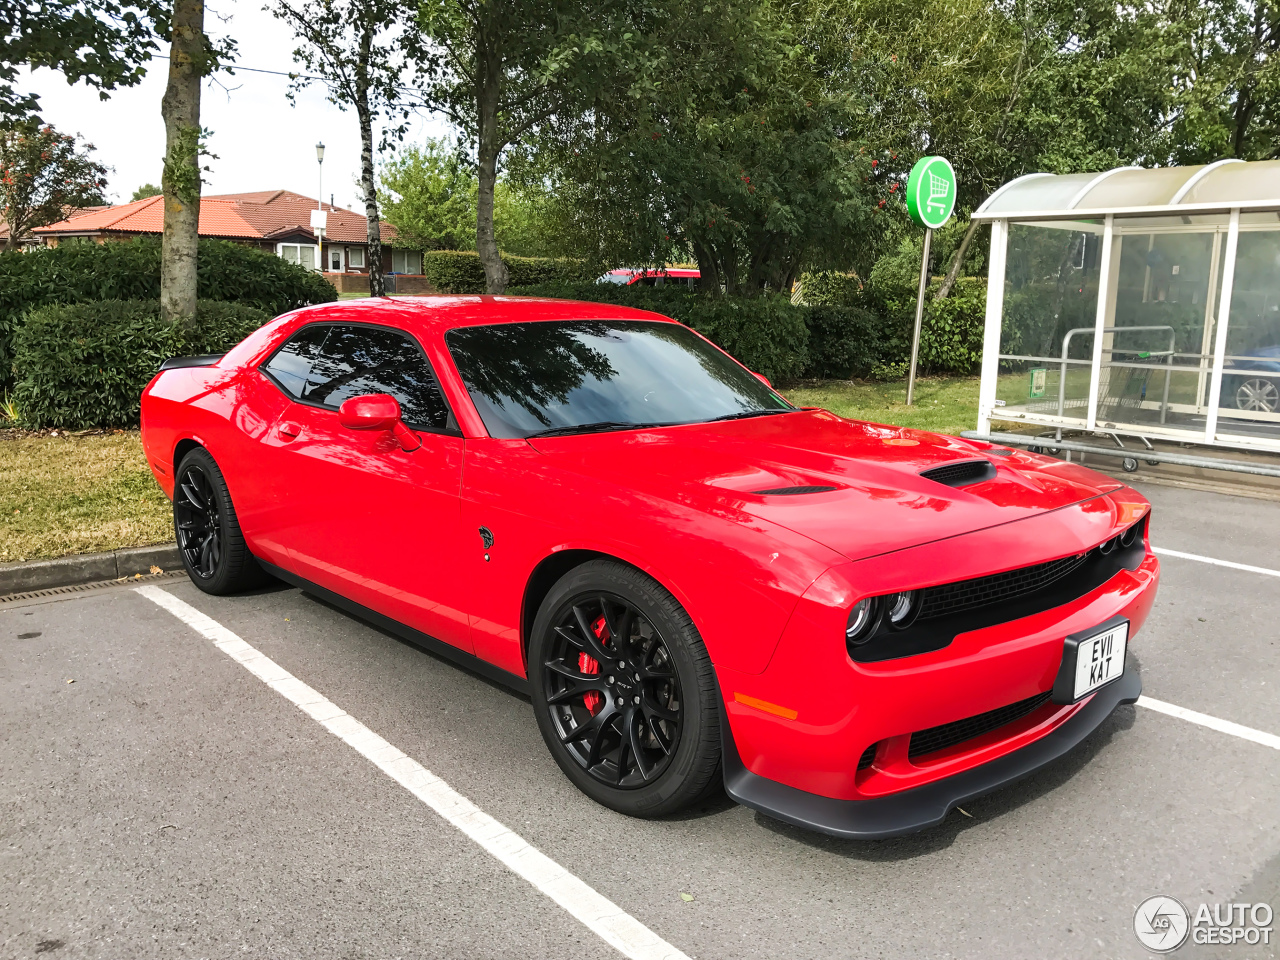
[[277, 421, 301, 440]]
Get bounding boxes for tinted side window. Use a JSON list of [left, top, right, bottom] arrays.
[[266, 324, 453, 431], [262, 324, 329, 399]]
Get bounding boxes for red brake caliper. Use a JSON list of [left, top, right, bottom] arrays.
[[578, 615, 609, 715]]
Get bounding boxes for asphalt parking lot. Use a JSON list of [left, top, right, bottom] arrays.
[[3, 481, 1278, 960]]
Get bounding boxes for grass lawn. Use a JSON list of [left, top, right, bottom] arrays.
[[0, 430, 171, 563], [784, 376, 981, 436]]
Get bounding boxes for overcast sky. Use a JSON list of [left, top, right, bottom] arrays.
[[17, 3, 451, 211]]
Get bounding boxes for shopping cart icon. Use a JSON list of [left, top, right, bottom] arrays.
[[927, 170, 950, 214]]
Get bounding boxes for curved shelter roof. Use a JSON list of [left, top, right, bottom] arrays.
[[973, 159, 1280, 221]]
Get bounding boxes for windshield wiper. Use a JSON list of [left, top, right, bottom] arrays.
[[707, 408, 793, 423], [524, 420, 675, 439]]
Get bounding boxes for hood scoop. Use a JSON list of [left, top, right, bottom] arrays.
[[753, 485, 839, 496], [919, 459, 996, 488]]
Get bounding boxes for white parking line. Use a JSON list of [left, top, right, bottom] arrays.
[[1137, 696, 1280, 751], [135, 585, 689, 960], [1153, 546, 1280, 578]]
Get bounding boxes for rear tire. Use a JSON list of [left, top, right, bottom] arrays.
[[530, 560, 721, 818], [173, 447, 268, 595]]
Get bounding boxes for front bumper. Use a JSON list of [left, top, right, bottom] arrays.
[[723, 663, 1141, 839]]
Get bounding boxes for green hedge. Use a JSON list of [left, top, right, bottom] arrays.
[[799, 271, 986, 378], [422, 251, 590, 293], [0, 237, 336, 390], [509, 282, 810, 383], [12, 299, 270, 429]]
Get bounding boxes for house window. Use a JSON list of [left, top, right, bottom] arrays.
[[328, 246, 344, 271], [392, 248, 422, 274], [277, 243, 320, 271], [347, 246, 365, 268]]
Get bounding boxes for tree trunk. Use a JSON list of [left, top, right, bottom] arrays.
[[691, 236, 720, 293], [160, 0, 204, 329], [355, 27, 384, 297], [935, 217, 979, 300], [475, 37, 507, 294]]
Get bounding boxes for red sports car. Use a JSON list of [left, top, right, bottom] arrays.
[[140, 296, 1159, 838]]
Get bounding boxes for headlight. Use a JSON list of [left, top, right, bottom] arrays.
[[887, 590, 919, 629], [846, 598, 878, 645]]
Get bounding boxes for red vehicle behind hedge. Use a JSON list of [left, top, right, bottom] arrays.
[[141, 295, 1158, 838]]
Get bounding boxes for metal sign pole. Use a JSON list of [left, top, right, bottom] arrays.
[[906, 227, 932, 406]]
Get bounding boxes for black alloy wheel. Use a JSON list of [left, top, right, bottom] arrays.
[[543, 593, 683, 788], [530, 560, 722, 818], [172, 447, 268, 595], [175, 461, 222, 579]]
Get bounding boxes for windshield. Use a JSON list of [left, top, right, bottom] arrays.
[[445, 319, 793, 438]]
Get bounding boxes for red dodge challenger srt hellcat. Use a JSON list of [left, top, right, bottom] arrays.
[[140, 295, 1159, 838]]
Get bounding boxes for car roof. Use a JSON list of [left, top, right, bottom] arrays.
[[287, 294, 681, 335]]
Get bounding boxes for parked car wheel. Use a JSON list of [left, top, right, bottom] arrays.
[[173, 447, 268, 595], [1235, 377, 1279, 413], [530, 560, 721, 817]]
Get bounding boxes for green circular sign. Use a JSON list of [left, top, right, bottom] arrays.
[[906, 156, 956, 229]]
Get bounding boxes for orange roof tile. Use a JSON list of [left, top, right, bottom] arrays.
[[36, 190, 403, 246]]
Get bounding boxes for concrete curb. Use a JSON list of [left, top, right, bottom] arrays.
[[0, 543, 182, 595]]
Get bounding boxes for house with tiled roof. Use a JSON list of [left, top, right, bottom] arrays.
[[2, 204, 110, 249], [34, 190, 424, 288]]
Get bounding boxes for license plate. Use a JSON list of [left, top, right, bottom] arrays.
[[1071, 622, 1128, 700]]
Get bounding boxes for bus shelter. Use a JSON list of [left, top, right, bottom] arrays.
[[972, 159, 1280, 455]]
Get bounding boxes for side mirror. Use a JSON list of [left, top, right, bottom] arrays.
[[753, 371, 772, 388], [338, 393, 421, 451]]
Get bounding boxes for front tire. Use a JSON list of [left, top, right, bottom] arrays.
[[530, 560, 721, 818], [173, 447, 268, 595]]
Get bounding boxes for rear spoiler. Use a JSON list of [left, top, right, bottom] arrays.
[[159, 353, 225, 371]]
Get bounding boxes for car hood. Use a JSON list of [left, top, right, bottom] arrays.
[[527, 409, 1126, 562]]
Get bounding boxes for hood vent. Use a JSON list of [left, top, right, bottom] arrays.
[[919, 459, 996, 488], [753, 485, 838, 496]]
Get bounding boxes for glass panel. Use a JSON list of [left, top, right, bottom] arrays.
[[982, 173, 1098, 215], [1214, 229, 1280, 442], [1180, 160, 1280, 206], [301, 325, 452, 430], [347, 246, 364, 268], [298, 245, 316, 270], [262, 324, 330, 399], [280, 245, 299, 264], [445, 320, 791, 439], [1077, 166, 1204, 211], [1104, 229, 1221, 433], [997, 223, 1102, 421]]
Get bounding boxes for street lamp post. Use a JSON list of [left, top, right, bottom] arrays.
[[313, 142, 326, 270]]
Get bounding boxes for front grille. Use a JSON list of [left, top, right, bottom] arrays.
[[919, 459, 996, 487], [917, 553, 1090, 621], [753, 485, 838, 496], [908, 692, 1052, 760]]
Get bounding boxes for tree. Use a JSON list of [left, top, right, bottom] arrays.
[[0, 1, 163, 123], [0, 121, 108, 249], [378, 139, 476, 251], [406, 0, 664, 293], [1165, 0, 1279, 162], [379, 137, 556, 255], [513, 0, 891, 293], [160, 0, 208, 325], [273, 0, 413, 297], [131, 182, 162, 201]]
